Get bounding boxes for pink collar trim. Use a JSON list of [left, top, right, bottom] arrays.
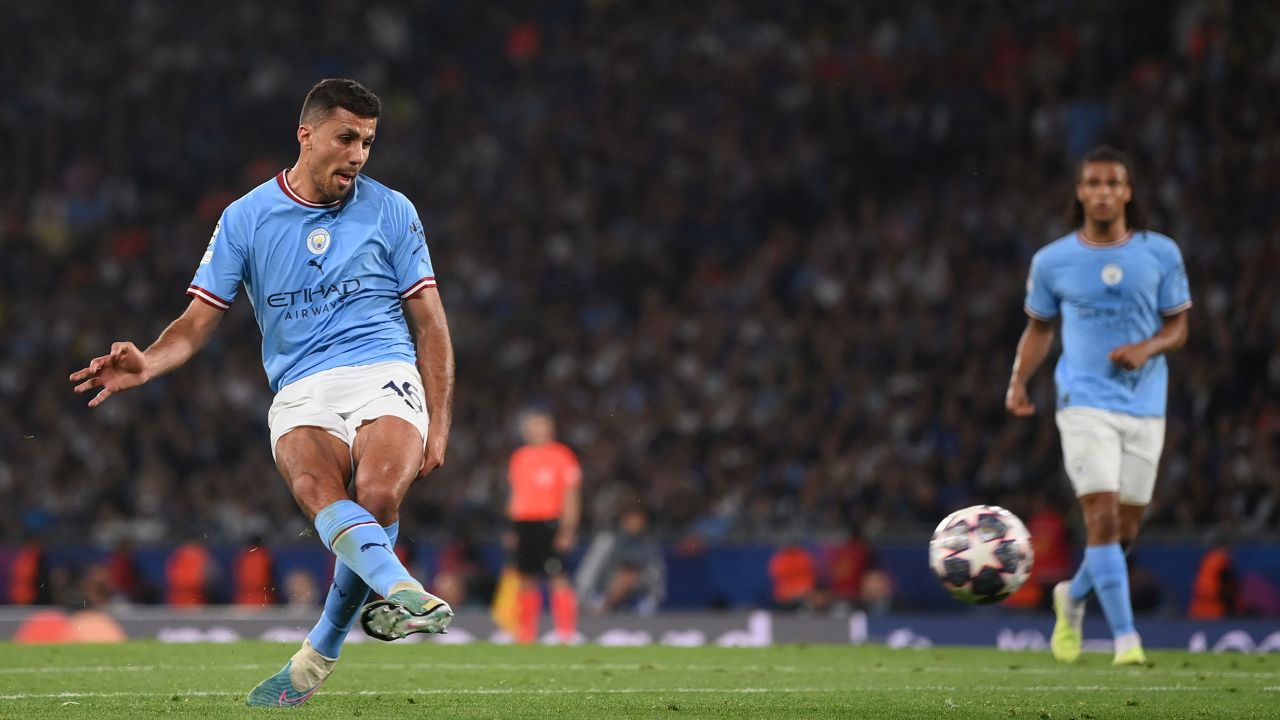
[[1076, 229, 1133, 249], [276, 170, 343, 209]]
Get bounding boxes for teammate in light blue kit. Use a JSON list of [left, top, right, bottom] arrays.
[[1007, 146, 1191, 666], [70, 79, 456, 706]]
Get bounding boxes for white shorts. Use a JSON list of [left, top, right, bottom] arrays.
[[268, 361, 429, 459], [1055, 406, 1165, 505]]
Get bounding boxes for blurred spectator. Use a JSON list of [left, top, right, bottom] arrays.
[[0, 1, 1275, 556], [768, 539, 821, 612], [9, 538, 51, 605], [1239, 572, 1280, 617], [433, 523, 497, 609], [1188, 540, 1240, 619], [860, 567, 896, 615], [576, 506, 665, 615], [165, 540, 217, 606], [107, 539, 157, 604], [282, 568, 320, 607], [1006, 498, 1072, 610], [78, 564, 117, 608], [821, 528, 874, 613], [232, 535, 276, 606], [1025, 497, 1073, 588]]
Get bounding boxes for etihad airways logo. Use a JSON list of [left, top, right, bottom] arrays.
[[267, 279, 361, 308], [269, 279, 362, 320]]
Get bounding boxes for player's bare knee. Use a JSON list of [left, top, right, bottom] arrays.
[[289, 472, 347, 519], [1083, 509, 1119, 544], [352, 484, 402, 524]]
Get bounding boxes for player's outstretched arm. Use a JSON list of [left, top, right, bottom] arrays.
[[405, 288, 455, 477], [69, 299, 224, 407], [1006, 317, 1056, 416]]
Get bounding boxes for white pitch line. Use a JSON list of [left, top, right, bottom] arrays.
[[0, 684, 1271, 702], [1, 687, 820, 701], [0, 661, 1275, 680]]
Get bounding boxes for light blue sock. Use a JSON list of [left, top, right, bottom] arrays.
[[1070, 542, 1135, 603], [1085, 544, 1135, 637], [1068, 558, 1093, 603], [307, 521, 400, 658], [313, 500, 417, 602]]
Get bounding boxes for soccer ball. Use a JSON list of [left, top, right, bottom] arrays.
[[929, 504, 1034, 604]]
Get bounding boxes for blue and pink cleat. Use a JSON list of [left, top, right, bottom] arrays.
[[359, 588, 454, 641], [245, 639, 336, 708]]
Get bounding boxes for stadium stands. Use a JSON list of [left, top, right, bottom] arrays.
[[0, 2, 1276, 609]]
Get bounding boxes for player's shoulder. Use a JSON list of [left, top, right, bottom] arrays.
[[1031, 231, 1079, 263], [1130, 229, 1183, 257], [355, 173, 414, 211], [222, 174, 288, 221], [1132, 228, 1176, 244]]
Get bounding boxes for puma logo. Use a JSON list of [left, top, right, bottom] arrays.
[[360, 542, 389, 553], [307, 258, 327, 272]]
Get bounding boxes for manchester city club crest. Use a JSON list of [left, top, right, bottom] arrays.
[[307, 227, 332, 255], [1100, 263, 1123, 286]]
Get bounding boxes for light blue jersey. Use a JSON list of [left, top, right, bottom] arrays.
[[189, 171, 436, 392], [1024, 230, 1191, 417]]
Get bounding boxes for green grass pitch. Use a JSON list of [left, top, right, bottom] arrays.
[[0, 641, 1275, 719]]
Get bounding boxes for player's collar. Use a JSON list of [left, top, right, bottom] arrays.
[[1076, 229, 1134, 249], [276, 169, 345, 209]]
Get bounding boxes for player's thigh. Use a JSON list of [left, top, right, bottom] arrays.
[[268, 371, 352, 461], [1055, 407, 1123, 497], [341, 361, 429, 468], [269, 374, 354, 518], [325, 362, 428, 518], [1118, 415, 1165, 507], [349, 416, 424, 523], [274, 426, 354, 519]]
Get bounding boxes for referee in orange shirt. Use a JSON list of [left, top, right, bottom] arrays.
[[506, 408, 582, 643]]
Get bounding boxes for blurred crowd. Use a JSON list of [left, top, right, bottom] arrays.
[[2, 0, 1279, 562]]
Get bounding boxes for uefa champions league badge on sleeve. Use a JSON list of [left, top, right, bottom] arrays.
[[201, 222, 220, 265]]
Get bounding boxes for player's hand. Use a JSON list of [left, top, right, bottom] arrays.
[[1005, 382, 1035, 416], [69, 342, 151, 407], [418, 427, 448, 478], [1109, 342, 1151, 370]]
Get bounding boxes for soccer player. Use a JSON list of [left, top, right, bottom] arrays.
[[1006, 146, 1191, 666], [504, 408, 582, 643], [69, 79, 455, 706]]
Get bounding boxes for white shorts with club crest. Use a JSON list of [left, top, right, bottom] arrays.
[[1055, 406, 1165, 505]]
